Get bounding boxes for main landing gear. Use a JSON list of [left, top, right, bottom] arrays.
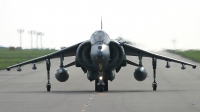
[[95, 74, 108, 92], [46, 59, 51, 91], [104, 79, 108, 91]]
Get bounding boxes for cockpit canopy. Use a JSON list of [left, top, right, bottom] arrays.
[[90, 30, 110, 44]]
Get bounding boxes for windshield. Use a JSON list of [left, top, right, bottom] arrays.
[[90, 30, 110, 44]]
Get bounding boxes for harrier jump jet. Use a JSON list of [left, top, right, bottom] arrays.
[[7, 18, 196, 92]]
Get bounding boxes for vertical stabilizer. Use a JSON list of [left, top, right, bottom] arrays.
[[101, 16, 103, 29]]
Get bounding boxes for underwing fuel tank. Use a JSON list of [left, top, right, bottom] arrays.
[[134, 66, 147, 81], [55, 67, 69, 82], [90, 42, 110, 71]]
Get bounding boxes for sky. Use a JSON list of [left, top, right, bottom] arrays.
[[0, 0, 200, 50]]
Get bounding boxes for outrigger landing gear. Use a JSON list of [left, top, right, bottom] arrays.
[[152, 69, 157, 91], [46, 59, 51, 91], [152, 57, 157, 91]]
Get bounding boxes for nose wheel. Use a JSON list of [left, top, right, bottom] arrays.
[[97, 80, 105, 92], [95, 79, 108, 92], [98, 85, 104, 92]]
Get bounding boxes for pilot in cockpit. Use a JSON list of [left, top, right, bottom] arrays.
[[90, 30, 110, 45]]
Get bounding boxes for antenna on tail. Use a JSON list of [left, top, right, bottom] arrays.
[[101, 16, 103, 29]]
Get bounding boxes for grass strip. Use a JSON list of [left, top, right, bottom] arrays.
[[166, 49, 200, 63], [0, 49, 56, 70]]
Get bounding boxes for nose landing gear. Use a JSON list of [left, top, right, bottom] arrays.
[[95, 74, 108, 92], [97, 79, 105, 92]]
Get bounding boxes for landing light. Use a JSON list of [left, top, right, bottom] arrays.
[[99, 76, 103, 80]]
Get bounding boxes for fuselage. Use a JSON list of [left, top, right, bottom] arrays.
[[76, 29, 126, 76], [90, 42, 110, 71], [90, 30, 110, 71]]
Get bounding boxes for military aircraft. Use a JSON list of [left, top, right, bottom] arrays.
[[6, 18, 197, 92]]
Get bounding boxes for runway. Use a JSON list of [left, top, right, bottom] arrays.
[[0, 51, 200, 112]]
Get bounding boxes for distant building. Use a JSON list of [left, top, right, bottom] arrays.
[[61, 47, 67, 50], [16, 47, 22, 50]]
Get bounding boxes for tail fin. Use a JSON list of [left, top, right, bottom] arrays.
[[101, 16, 103, 29]]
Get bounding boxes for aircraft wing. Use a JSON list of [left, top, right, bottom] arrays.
[[123, 43, 196, 68], [6, 42, 82, 70]]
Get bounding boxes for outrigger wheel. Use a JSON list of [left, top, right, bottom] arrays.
[[152, 82, 157, 91], [46, 84, 51, 91]]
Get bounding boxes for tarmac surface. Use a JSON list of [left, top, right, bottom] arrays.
[[0, 51, 200, 112]]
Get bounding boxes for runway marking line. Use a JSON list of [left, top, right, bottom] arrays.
[[81, 92, 96, 112]]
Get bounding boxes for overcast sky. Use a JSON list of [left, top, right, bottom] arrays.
[[0, 0, 199, 50]]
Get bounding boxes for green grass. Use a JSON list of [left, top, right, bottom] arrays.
[[166, 49, 200, 63], [0, 49, 57, 70]]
